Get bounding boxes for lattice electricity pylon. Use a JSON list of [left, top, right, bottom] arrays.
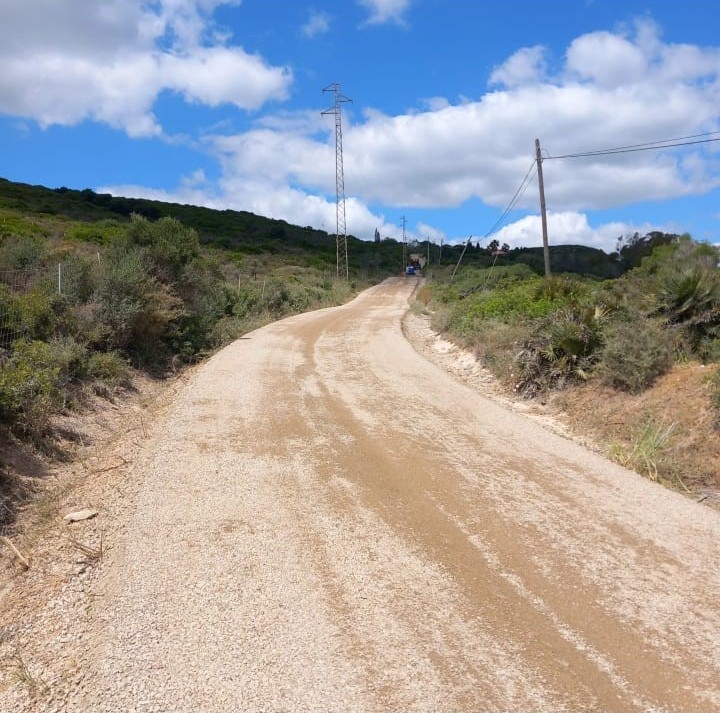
[[322, 83, 352, 280]]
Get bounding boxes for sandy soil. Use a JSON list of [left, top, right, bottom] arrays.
[[2, 277, 720, 712], [554, 363, 720, 497]]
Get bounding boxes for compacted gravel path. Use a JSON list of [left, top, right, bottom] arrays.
[[56, 278, 720, 711]]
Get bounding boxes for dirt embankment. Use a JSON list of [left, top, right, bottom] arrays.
[[554, 364, 720, 494]]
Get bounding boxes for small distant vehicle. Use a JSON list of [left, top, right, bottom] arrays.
[[405, 265, 416, 275]]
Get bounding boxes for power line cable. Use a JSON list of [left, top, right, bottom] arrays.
[[451, 160, 537, 279], [476, 165, 537, 285], [555, 129, 720, 155], [546, 131, 720, 160], [483, 160, 537, 238]]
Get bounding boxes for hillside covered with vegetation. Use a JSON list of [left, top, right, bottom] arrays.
[[0, 177, 653, 279]]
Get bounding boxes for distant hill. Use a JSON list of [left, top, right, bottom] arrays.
[[0, 176, 336, 250], [0, 177, 406, 274], [0, 176, 655, 279], [436, 240, 623, 278], [511, 245, 623, 278]]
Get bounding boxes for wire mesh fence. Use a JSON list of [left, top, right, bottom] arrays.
[[0, 262, 91, 351], [0, 268, 42, 350]]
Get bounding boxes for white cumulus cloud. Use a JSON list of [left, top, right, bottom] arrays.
[[490, 46, 547, 88], [0, 0, 292, 137], [490, 211, 660, 253], [565, 31, 648, 87]]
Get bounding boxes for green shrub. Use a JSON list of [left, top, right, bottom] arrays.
[[0, 234, 46, 269], [598, 318, 673, 393], [0, 212, 49, 241], [0, 340, 62, 434], [59, 254, 96, 304], [172, 259, 232, 357], [0, 284, 22, 347], [451, 264, 536, 297], [264, 280, 291, 313], [285, 282, 316, 312], [645, 240, 720, 358], [233, 284, 262, 318], [96, 246, 182, 362], [658, 266, 720, 325], [125, 214, 200, 282], [534, 275, 590, 302], [515, 305, 607, 396], [64, 221, 125, 245], [700, 338, 720, 363], [212, 316, 244, 345], [449, 278, 571, 337], [17, 289, 57, 341], [86, 351, 130, 386], [60, 301, 106, 347], [95, 247, 148, 347], [46, 336, 88, 386]]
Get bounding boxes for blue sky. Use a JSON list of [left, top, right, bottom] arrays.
[[1, 0, 719, 252]]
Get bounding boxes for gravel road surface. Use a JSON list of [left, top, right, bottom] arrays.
[[64, 278, 720, 712]]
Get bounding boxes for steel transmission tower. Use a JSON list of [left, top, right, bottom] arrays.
[[322, 83, 352, 280]]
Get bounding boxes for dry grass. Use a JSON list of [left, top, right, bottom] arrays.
[[610, 417, 680, 485], [553, 363, 719, 495], [429, 307, 452, 333], [471, 320, 527, 385], [9, 650, 48, 696]]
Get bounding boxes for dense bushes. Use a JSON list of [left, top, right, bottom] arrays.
[[426, 235, 720, 403], [86, 351, 129, 385], [0, 233, 46, 269], [96, 245, 182, 362], [439, 272, 580, 342], [0, 336, 131, 437], [0, 340, 63, 435], [63, 220, 125, 245], [515, 304, 607, 396], [597, 317, 673, 393]]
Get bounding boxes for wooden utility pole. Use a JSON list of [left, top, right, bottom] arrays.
[[401, 215, 407, 272], [535, 138, 551, 277]]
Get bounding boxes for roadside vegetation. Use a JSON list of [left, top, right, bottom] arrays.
[[421, 232, 720, 494], [0, 213, 361, 440], [0, 178, 419, 527]]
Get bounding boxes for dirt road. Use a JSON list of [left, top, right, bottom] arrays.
[[66, 278, 720, 711]]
